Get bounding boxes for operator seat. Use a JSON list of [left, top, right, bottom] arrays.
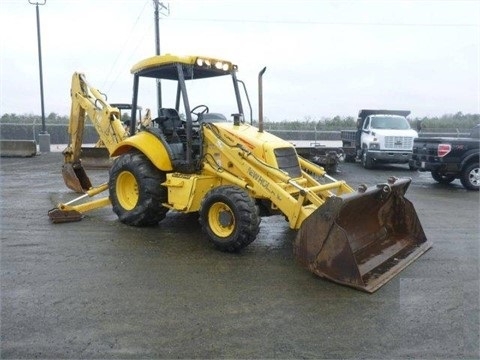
[[155, 108, 184, 140], [155, 108, 185, 160]]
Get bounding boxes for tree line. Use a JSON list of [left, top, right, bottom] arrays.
[[1, 111, 479, 131]]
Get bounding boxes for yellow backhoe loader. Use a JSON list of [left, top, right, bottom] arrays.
[[48, 54, 432, 293]]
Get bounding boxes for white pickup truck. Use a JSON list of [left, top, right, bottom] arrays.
[[341, 109, 418, 169]]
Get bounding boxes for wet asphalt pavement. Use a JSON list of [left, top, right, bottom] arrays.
[[1, 152, 479, 359]]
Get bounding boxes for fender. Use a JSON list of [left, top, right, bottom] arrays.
[[460, 149, 480, 169], [111, 130, 174, 171]]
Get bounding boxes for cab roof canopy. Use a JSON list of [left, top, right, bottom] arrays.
[[130, 54, 236, 80]]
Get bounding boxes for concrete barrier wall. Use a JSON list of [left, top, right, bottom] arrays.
[[0, 140, 37, 157], [0, 124, 100, 144]]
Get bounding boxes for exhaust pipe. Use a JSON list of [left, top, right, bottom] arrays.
[[258, 67, 266, 133]]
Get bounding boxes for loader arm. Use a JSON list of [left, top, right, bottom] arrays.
[[201, 123, 354, 229], [62, 73, 128, 193]]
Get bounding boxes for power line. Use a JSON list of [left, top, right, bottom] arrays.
[[168, 17, 479, 28], [102, 0, 150, 90]]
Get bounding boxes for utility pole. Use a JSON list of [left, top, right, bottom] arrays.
[[153, 1, 169, 115], [29, 0, 50, 152]]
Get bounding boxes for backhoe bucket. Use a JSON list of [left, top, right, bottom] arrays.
[[62, 162, 92, 193], [62, 148, 110, 193], [294, 177, 432, 293]]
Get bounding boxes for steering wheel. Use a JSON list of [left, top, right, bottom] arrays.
[[190, 104, 209, 120]]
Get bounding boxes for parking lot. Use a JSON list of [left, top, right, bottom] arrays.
[[1, 152, 479, 359]]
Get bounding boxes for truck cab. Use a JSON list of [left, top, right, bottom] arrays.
[[356, 110, 418, 169]]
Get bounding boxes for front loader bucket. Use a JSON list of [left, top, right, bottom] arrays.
[[294, 177, 432, 293], [62, 162, 92, 193]]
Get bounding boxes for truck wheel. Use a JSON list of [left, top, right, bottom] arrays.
[[109, 150, 168, 226], [362, 151, 374, 169], [431, 169, 456, 184], [199, 186, 260, 252], [460, 163, 480, 191]]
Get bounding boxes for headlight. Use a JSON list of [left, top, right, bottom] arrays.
[[197, 57, 231, 71], [212, 62, 230, 71], [196, 58, 211, 67], [369, 143, 380, 150]]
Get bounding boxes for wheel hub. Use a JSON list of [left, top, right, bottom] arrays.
[[208, 202, 235, 238], [219, 210, 233, 227], [470, 168, 480, 185], [116, 171, 139, 210]]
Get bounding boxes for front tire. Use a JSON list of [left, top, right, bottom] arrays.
[[362, 150, 374, 169], [199, 186, 260, 252], [109, 150, 168, 226], [460, 163, 480, 191]]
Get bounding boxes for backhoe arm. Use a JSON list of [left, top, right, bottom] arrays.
[[62, 72, 128, 193]]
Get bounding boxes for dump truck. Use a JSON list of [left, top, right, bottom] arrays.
[[341, 110, 418, 169], [48, 54, 432, 293]]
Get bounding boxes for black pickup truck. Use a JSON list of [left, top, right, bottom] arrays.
[[410, 125, 479, 190]]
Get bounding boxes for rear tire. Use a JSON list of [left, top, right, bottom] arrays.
[[109, 150, 168, 226], [199, 186, 260, 252], [431, 169, 456, 184], [460, 162, 480, 191]]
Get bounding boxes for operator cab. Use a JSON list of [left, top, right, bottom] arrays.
[[130, 54, 248, 172], [150, 106, 228, 168], [152, 104, 227, 131]]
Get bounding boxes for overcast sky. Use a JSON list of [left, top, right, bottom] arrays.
[[1, 0, 479, 121]]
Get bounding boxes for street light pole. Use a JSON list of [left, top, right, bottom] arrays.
[[153, 1, 169, 115], [29, 0, 50, 153]]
